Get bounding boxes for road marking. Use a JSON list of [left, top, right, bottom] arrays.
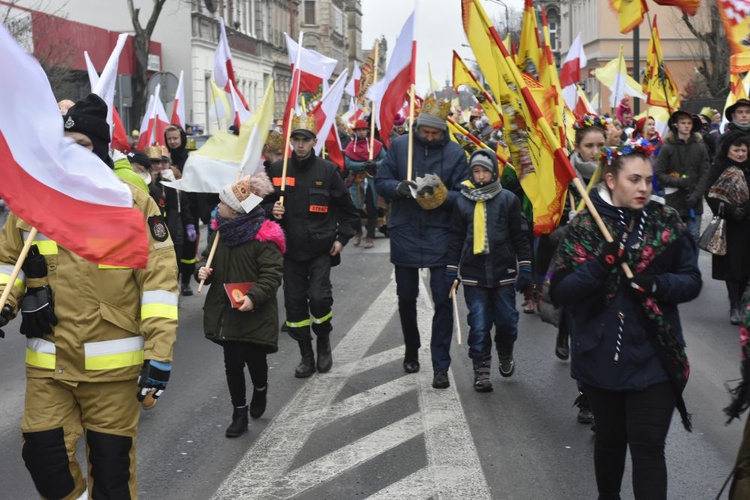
[[212, 272, 491, 499]]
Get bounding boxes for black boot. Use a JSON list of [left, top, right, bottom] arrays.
[[574, 392, 594, 425], [250, 386, 267, 419], [555, 325, 569, 360], [294, 338, 316, 378], [225, 406, 249, 438], [403, 347, 420, 374], [316, 334, 333, 373], [731, 304, 741, 325], [473, 358, 493, 392], [180, 281, 193, 297]]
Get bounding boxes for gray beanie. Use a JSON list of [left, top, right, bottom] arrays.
[[470, 153, 494, 172], [417, 112, 448, 131]]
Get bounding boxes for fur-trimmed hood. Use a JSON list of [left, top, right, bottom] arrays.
[[255, 219, 286, 254], [663, 130, 703, 145]]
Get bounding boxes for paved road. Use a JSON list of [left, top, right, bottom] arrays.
[[0, 229, 742, 499]]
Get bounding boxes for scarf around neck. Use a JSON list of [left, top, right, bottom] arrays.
[[708, 164, 750, 206], [217, 207, 267, 247], [344, 136, 382, 162], [461, 179, 502, 254]]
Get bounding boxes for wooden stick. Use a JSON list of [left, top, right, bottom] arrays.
[[368, 41, 380, 161], [279, 107, 296, 206], [0, 227, 37, 311], [406, 84, 416, 181], [568, 192, 575, 212], [449, 279, 462, 345]]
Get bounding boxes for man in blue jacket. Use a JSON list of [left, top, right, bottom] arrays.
[[375, 97, 469, 389]]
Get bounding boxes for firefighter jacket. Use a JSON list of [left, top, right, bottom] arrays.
[[264, 152, 358, 262], [0, 181, 179, 382]]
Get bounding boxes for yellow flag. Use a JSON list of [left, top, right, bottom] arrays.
[[643, 16, 680, 110], [718, 0, 750, 74], [609, 0, 647, 34], [595, 46, 646, 107], [209, 79, 232, 124], [539, 9, 565, 148], [452, 51, 504, 129], [517, 0, 542, 78]]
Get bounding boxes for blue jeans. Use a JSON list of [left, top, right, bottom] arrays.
[[395, 266, 454, 371], [464, 285, 518, 360]]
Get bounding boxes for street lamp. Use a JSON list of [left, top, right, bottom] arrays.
[[485, 0, 510, 38]]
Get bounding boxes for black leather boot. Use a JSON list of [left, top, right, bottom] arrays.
[[403, 347, 420, 373], [316, 334, 333, 373], [295, 338, 316, 378], [250, 386, 267, 419], [555, 324, 569, 360], [225, 406, 249, 438]]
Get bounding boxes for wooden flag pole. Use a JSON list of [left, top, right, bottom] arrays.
[[406, 84, 417, 181], [279, 107, 296, 206], [198, 170, 243, 293], [0, 228, 37, 311], [368, 41, 380, 161]]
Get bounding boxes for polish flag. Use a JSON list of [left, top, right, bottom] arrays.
[[284, 32, 338, 94], [281, 33, 305, 143], [214, 19, 248, 110], [171, 70, 186, 128], [345, 61, 362, 97], [346, 97, 363, 125], [574, 85, 595, 118], [0, 23, 148, 268], [366, 9, 417, 147], [136, 86, 170, 149], [560, 33, 587, 111], [228, 80, 252, 130], [110, 107, 130, 153], [309, 70, 348, 171]]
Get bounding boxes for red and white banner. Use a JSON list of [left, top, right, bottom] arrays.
[[0, 23, 148, 268], [171, 70, 186, 128], [284, 32, 338, 94], [560, 32, 587, 112], [136, 86, 170, 150], [366, 9, 417, 147], [310, 69, 348, 156], [345, 61, 362, 97], [228, 80, 252, 130], [214, 19, 248, 110]]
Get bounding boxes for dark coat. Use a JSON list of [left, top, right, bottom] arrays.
[[197, 220, 285, 352], [375, 132, 469, 268], [447, 186, 532, 287], [550, 190, 701, 391], [654, 131, 711, 216]]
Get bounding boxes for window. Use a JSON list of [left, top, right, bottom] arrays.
[[304, 1, 316, 25], [332, 5, 345, 35]]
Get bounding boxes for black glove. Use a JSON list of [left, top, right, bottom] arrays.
[[364, 161, 378, 177], [396, 180, 417, 198], [515, 265, 533, 292], [0, 305, 12, 338], [629, 274, 657, 299], [19, 286, 57, 338], [731, 206, 747, 222], [685, 195, 698, 209], [22, 246, 47, 279], [137, 360, 171, 401], [596, 239, 626, 270], [673, 177, 690, 189]]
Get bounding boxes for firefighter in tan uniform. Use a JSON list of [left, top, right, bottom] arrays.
[[0, 94, 178, 500]]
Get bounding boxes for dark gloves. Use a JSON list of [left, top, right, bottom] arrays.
[[685, 195, 699, 209], [396, 180, 417, 198], [22, 246, 47, 279], [0, 305, 12, 338], [137, 360, 171, 402], [186, 224, 197, 242], [673, 176, 690, 189], [596, 239, 626, 270], [19, 286, 58, 338], [628, 274, 657, 299], [364, 161, 378, 177], [515, 264, 532, 292]]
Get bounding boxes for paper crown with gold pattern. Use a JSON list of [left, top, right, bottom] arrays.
[[146, 145, 168, 160], [291, 113, 318, 139], [416, 95, 450, 131], [265, 130, 284, 153]]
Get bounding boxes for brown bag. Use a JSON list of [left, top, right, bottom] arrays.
[[698, 212, 727, 256]]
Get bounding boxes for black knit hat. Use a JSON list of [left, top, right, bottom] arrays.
[[127, 150, 152, 170], [63, 93, 111, 166]]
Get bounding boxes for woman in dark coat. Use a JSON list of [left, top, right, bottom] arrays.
[[705, 130, 750, 325], [196, 172, 285, 438]]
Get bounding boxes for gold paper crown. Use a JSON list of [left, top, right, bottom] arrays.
[[421, 95, 451, 120], [291, 113, 317, 135], [185, 138, 197, 151], [265, 130, 284, 153], [145, 145, 162, 160]]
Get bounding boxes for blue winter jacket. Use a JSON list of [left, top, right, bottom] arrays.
[[549, 189, 701, 391], [375, 132, 469, 268]]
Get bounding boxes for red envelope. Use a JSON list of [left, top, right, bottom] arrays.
[[223, 282, 255, 309]]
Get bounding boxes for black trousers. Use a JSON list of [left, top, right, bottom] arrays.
[[179, 238, 197, 284], [283, 253, 333, 338], [222, 342, 268, 408], [584, 382, 675, 500]]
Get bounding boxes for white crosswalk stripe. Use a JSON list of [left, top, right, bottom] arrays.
[[212, 271, 491, 499]]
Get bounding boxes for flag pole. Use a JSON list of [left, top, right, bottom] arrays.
[[279, 107, 295, 206], [406, 84, 416, 181], [645, 13, 674, 115], [0, 228, 37, 311], [368, 41, 380, 161], [447, 117, 509, 165]]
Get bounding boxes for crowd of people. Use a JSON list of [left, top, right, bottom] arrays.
[[3, 90, 750, 498]]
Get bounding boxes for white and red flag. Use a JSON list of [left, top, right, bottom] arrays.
[[0, 23, 148, 268], [282, 32, 305, 139], [560, 32, 587, 112], [171, 70, 186, 128], [310, 69, 348, 171], [284, 32, 338, 94], [228, 80, 252, 130], [366, 9, 417, 147], [346, 97, 363, 125], [136, 86, 170, 150], [345, 61, 362, 97], [214, 19, 248, 110]]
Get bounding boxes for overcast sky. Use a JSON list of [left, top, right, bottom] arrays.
[[361, 0, 523, 94]]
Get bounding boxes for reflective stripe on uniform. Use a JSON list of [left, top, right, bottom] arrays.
[[286, 318, 311, 328], [180, 257, 196, 265], [141, 290, 178, 320], [312, 311, 333, 324], [26, 338, 56, 369], [23, 232, 58, 255], [0, 264, 25, 290], [98, 264, 131, 270], [84, 337, 145, 370]]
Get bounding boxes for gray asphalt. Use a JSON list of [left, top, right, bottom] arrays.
[[0, 221, 742, 499]]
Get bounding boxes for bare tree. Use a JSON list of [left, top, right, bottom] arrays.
[[679, 2, 730, 98], [126, 0, 169, 124]]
